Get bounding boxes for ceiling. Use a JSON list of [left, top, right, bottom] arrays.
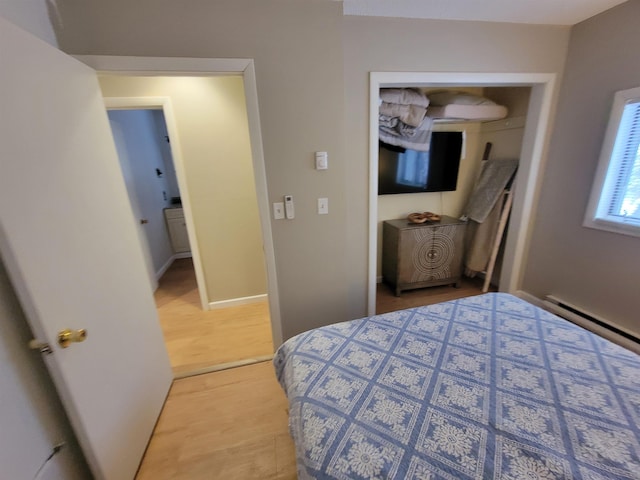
[[342, 0, 628, 26]]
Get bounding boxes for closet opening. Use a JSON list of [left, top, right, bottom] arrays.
[[368, 72, 557, 315]]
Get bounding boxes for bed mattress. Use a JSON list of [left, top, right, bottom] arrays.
[[274, 293, 640, 479]]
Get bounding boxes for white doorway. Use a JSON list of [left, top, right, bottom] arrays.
[[105, 96, 275, 377], [107, 108, 187, 292], [75, 56, 283, 354], [105, 96, 208, 309], [368, 72, 557, 315]]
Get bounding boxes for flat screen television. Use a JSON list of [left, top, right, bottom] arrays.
[[378, 131, 463, 195]]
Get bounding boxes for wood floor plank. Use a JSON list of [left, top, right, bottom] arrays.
[[275, 433, 298, 479], [154, 259, 274, 376], [136, 362, 292, 480], [174, 436, 279, 479], [376, 276, 492, 314], [138, 268, 489, 479]]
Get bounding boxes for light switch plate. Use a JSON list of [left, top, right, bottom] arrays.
[[315, 152, 328, 170], [317, 197, 329, 215], [273, 202, 285, 220]]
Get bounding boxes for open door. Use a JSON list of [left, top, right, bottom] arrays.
[[0, 17, 172, 480]]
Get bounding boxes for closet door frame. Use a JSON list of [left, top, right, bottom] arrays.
[[367, 71, 556, 315]]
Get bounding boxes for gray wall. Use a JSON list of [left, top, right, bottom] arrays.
[[1, 0, 636, 475], [55, 0, 348, 338], [342, 17, 570, 318], [524, 0, 640, 336], [51, 0, 573, 338]]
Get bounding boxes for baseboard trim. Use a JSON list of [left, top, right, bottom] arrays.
[[209, 293, 268, 310], [155, 253, 193, 282], [516, 290, 640, 355], [514, 290, 545, 308], [155, 257, 174, 281]]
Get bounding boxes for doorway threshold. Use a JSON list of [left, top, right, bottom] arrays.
[[173, 354, 275, 379]]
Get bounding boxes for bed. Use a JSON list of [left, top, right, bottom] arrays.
[[274, 293, 640, 479]]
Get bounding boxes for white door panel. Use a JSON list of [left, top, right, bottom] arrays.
[[0, 17, 172, 480]]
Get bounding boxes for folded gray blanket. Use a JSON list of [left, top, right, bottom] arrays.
[[379, 115, 433, 152], [378, 114, 399, 129], [378, 114, 417, 134], [379, 101, 427, 127]]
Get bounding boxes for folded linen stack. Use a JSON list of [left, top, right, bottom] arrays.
[[379, 88, 433, 151]]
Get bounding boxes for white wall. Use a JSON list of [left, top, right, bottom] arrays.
[[99, 75, 268, 303], [478, 87, 531, 162], [108, 109, 176, 281], [0, 4, 89, 478], [523, 0, 640, 336], [152, 111, 181, 200], [0, 0, 57, 45], [474, 87, 531, 285], [0, 260, 90, 479]]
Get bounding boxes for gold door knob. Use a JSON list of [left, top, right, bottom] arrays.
[[58, 328, 88, 348]]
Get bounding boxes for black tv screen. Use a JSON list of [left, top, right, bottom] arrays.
[[378, 131, 463, 195]]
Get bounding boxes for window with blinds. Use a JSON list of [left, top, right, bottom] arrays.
[[585, 86, 640, 237]]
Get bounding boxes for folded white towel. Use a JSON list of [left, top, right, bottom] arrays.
[[380, 88, 430, 108]]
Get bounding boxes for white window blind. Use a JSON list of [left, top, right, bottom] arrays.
[[607, 101, 640, 221]]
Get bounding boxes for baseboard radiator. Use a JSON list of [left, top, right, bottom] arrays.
[[543, 294, 640, 354]]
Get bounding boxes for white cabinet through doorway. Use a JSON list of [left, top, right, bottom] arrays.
[[164, 207, 191, 253]]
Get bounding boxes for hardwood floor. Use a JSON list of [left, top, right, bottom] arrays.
[[135, 361, 296, 480], [154, 258, 488, 376], [138, 274, 493, 479], [154, 259, 274, 377], [376, 276, 494, 314]]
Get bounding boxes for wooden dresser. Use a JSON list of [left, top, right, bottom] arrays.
[[382, 216, 466, 296]]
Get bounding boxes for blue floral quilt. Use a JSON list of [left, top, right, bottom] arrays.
[[274, 293, 640, 479]]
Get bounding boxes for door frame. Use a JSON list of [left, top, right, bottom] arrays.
[[104, 97, 208, 305], [368, 72, 557, 315], [77, 55, 283, 346]]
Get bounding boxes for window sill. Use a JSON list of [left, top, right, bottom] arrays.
[[583, 217, 640, 238]]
